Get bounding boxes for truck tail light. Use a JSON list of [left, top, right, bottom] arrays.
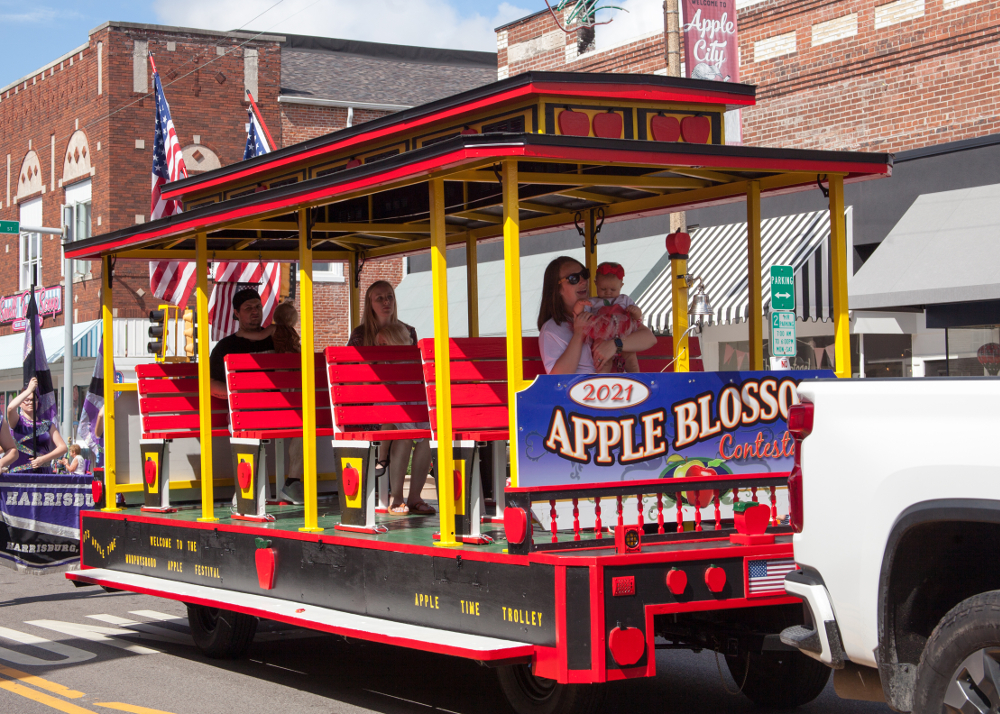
[[786, 399, 813, 533]]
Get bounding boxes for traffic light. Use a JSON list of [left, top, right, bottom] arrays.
[[183, 309, 196, 359], [147, 308, 167, 359]]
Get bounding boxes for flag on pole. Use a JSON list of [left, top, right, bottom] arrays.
[[22, 292, 56, 459], [77, 339, 104, 461], [148, 66, 196, 307], [207, 99, 280, 340], [207, 261, 281, 340]]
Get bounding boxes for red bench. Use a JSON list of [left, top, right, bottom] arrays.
[[224, 352, 334, 520], [639, 335, 704, 372], [325, 345, 432, 532], [136, 362, 229, 513]]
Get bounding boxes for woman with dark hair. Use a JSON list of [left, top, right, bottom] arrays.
[[537, 257, 656, 374], [346, 280, 434, 516], [0, 377, 67, 474]]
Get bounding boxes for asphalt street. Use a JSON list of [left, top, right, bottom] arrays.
[[0, 566, 893, 714]]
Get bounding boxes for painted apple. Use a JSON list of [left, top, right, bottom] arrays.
[[683, 464, 717, 509], [254, 537, 277, 590], [734, 502, 772, 535], [704, 565, 727, 593], [650, 115, 681, 142], [558, 109, 591, 137], [592, 111, 623, 139], [504, 507, 528, 545], [608, 626, 645, 666], [91, 479, 103, 505], [342, 465, 359, 498], [666, 568, 688, 595], [143, 459, 157, 487], [681, 115, 711, 144], [237, 461, 252, 491]]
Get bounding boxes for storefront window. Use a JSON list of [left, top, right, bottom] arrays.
[[859, 334, 913, 378], [924, 326, 1000, 377], [718, 334, 864, 373]]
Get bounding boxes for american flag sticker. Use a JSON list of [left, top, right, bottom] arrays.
[[747, 558, 797, 596]]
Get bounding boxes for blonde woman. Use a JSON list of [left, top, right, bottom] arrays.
[[346, 281, 433, 516]]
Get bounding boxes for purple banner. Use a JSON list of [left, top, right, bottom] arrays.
[[0, 474, 92, 573]]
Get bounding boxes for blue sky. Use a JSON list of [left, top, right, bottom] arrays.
[[0, 0, 535, 88]]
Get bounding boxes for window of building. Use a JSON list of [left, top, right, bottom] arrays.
[[313, 261, 345, 283], [18, 196, 42, 290], [63, 179, 93, 282]]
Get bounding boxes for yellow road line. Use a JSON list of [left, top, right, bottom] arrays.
[[0, 664, 85, 698], [0, 678, 99, 714], [94, 703, 179, 714]]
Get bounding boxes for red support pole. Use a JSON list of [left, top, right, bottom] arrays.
[[616, 495, 624, 530], [676, 494, 683, 533], [714, 489, 722, 530], [572, 498, 580, 541], [657, 493, 664, 534], [594, 496, 602, 537], [770, 487, 778, 527], [637, 495, 644, 532], [694, 492, 702, 532], [550, 499, 558, 544]]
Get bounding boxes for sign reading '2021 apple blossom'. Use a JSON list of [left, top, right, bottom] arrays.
[[682, 0, 740, 84]]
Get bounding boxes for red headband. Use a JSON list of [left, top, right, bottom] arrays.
[[596, 263, 624, 281]]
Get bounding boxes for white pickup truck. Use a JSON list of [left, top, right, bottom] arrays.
[[778, 379, 1000, 713]]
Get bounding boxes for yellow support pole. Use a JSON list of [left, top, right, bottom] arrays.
[[348, 253, 360, 333], [466, 233, 479, 338], [671, 257, 690, 373], [100, 256, 120, 512], [585, 209, 598, 297], [195, 232, 217, 522], [299, 208, 322, 533], [747, 180, 763, 371], [429, 179, 459, 547], [829, 175, 852, 378], [502, 159, 523, 487]]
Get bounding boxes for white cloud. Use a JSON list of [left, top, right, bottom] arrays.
[[157, 0, 531, 52]]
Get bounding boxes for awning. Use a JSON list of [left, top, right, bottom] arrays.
[[0, 320, 101, 372], [395, 233, 668, 338], [850, 183, 1000, 310], [637, 210, 836, 331]]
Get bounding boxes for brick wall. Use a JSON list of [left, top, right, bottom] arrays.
[[498, 0, 1000, 154], [0, 23, 407, 348]]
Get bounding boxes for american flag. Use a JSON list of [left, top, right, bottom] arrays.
[[208, 101, 279, 340], [747, 558, 797, 596], [207, 261, 280, 340], [148, 68, 196, 307]]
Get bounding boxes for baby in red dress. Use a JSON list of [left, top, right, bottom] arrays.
[[578, 262, 644, 372]]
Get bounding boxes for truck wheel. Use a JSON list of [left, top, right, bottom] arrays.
[[186, 604, 257, 659], [496, 664, 605, 714], [725, 650, 830, 708], [913, 591, 1000, 713]]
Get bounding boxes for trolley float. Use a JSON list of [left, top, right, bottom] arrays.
[[65, 72, 890, 712]]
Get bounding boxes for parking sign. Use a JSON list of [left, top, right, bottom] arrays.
[[771, 311, 797, 357]]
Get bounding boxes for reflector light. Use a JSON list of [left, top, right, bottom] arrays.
[[787, 400, 814, 438], [704, 565, 727, 593], [504, 507, 528, 545], [612, 576, 635, 597], [787, 398, 812, 533], [608, 626, 645, 666]]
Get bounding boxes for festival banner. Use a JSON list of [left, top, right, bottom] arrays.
[[0, 474, 93, 573], [515, 371, 833, 489]]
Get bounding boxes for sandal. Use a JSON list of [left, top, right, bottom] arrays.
[[408, 500, 436, 516], [388, 502, 409, 515]]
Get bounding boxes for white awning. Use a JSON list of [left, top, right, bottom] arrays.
[[850, 183, 1000, 310], [637, 210, 836, 331], [0, 319, 101, 372]]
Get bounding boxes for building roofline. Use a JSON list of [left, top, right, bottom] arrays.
[[88, 20, 286, 43], [0, 42, 89, 99], [496, 8, 553, 32], [278, 33, 496, 67]]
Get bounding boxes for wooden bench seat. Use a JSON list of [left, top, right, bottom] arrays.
[[136, 362, 230, 512]]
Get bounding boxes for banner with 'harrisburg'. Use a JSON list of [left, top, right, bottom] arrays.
[[0, 474, 93, 573]]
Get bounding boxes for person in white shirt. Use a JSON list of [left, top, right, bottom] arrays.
[[537, 257, 655, 374]]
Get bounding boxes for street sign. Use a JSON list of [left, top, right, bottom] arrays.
[[770, 265, 795, 311], [0, 220, 18, 235], [771, 311, 797, 357]]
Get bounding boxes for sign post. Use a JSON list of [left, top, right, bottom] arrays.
[[0, 221, 19, 235]]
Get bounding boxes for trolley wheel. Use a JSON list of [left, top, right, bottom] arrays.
[[496, 663, 605, 714], [186, 604, 257, 659], [724, 649, 830, 708]]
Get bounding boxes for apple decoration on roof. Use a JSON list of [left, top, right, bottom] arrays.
[[681, 115, 711, 144], [559, 109, 591, 137], [651, 115, 681, 142], [592, 111, 623, 139]]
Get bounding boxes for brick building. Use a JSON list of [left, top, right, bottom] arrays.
[[464, 1, 1000, 378], [0, 21, 495, 418]]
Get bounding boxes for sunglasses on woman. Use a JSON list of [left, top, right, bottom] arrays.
[[559, 268, 590, 286]]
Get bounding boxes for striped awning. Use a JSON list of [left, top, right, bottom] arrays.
[[638, 210, 836, 331]]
